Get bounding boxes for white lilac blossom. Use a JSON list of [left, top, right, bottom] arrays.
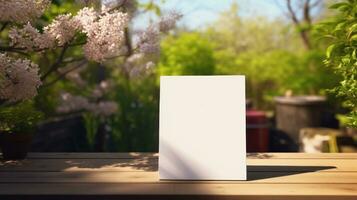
[[101, 0, 137, 14], [9, 14, 80, 51], [9, 23, 55, 51], [57, 92, 90, 113], [75, 7, 98, 32], [10, 7, 128, 62], [91, 80, 112, 98], [136, 25, 160, 54], [123, 53, 143, 73], [57, 92, 118, 116], [10, 14, 80, 51], [123, 54, 155, 78], [0, 54, 41, 102], [82, 10, 129, 62], [44, 14, 80, 46], [136, 12, 182, 54], [158, 11, 182, 33], [0, 0, 51, 23], [145, 61, 155, 71], [8, 5, 179, 61], [129, 61, 155, 78], [76, 7, 129, 61]]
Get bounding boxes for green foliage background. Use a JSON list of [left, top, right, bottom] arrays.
[[157, 3, 339, 109], [158, 32, 215, 75], [319, 0, 357, 127]]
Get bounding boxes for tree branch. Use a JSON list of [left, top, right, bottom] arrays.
[[68, 41, 86, 47], [0, 34, 83, 55], [0, 22, 9, 32], [0, 46, 29, 56], [303, 0, 312, 25], [42, 60, 87, 87], [286, 0, 300, 25], [124, 27, 133, 57], [285, 0, 312, 50], [62, 57, 85, 64], [41, 45, 69, 81]]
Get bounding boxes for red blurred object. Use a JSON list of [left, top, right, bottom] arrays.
[[246, 110, 269, 152]]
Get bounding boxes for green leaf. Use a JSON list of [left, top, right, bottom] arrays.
[[352, 49, 357, 59], [329, 2, 350, 9], [350, 23, 357, 32], [335, 21, 347, 31], [326, 44, 335, 58], [350, 34, 357, 41]]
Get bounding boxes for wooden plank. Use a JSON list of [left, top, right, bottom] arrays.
[[0, 183, 356, 197], [25, 152, 159, 159], [247, 153, 357, 159], [1, 158, 355, 172], [0, 153, 356, 199], [0, 171, 357, 184], [0, 158, 157, 172], [14, 153, 357, 159], [0, 195, 355, 200], [247, 159, 357, 171]]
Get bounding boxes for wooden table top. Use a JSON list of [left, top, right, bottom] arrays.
[[0, 153, 356, 200]]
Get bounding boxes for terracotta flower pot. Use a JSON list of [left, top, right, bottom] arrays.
[[0, 132, 33, 160]]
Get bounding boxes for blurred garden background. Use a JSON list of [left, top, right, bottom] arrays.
[[0, 0, 356, 156]]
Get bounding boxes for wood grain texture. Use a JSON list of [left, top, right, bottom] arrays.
[[0, 158, 355, 172], [20, 152, 357, 159], [0, 153, 356, 200], [0, 171, 357, 183]]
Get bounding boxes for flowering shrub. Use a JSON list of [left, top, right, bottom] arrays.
[[0, 0, 51, 23], [0, 0, 181, 117], [0, 54, 41, 102]]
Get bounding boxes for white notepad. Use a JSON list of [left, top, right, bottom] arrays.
[[159, 75, 246, 180]]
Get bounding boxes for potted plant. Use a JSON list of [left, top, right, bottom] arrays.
[[0, 102, 43, 160]]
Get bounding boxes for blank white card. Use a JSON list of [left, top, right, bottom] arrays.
[[159, 75, 246, 180]]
